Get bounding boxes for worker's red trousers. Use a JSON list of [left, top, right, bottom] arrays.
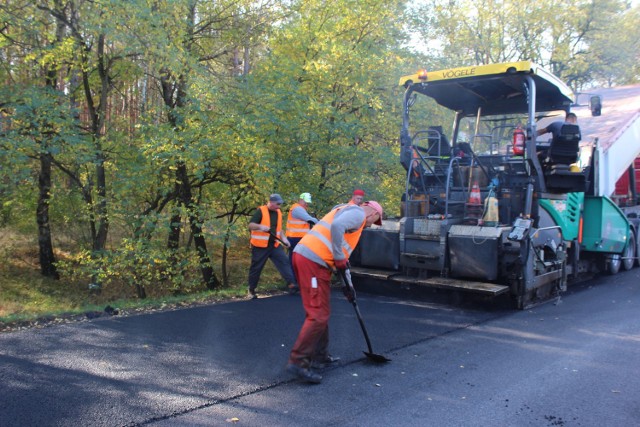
[[288, 253, 332, 368]]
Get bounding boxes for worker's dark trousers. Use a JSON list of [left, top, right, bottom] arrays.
[[247, 244, 296, 292], [288, 253, 332, 368], [287, 237, 302, 263]]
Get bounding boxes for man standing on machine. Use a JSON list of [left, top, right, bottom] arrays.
[[349, 189, 365, 205]]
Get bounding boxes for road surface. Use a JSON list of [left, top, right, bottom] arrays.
[[1, 270, 639, 426]]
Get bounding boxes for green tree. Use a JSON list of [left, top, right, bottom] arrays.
[[33, 0, 136, 256], [242, 0, 408, 215], [123, 0, 285, 289], [587, 4, 640, 86], [0, 0, 83, 278], [0, 85, 84, 278], [411, 0, 636, 89]]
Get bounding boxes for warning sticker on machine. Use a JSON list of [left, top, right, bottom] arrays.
[[548, 199, 567, 213]]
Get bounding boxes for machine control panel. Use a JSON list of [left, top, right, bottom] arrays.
[[508, 218, 533, 241]]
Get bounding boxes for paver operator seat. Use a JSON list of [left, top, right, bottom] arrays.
[[547, 124, 581, 164], [542, 124, 586, 192]]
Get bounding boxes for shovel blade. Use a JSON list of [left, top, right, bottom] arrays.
[[364, 351, 391, 363]]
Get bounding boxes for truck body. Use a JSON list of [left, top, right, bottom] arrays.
[[352, 62, 640, 308]]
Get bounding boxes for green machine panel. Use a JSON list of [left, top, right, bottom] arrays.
[[581, 196, 630, 253], [539, 193, 583, 241]]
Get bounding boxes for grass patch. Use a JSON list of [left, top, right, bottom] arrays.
[[0, 228, 292, 326]]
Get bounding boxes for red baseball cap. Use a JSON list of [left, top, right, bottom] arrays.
[[353, 189, 365, 196]]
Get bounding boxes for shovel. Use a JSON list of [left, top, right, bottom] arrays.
[[338, 268, 391, 363], [269, 230, 290, 248]]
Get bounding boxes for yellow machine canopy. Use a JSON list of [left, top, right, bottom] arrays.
[[399, 61, 575, 116]]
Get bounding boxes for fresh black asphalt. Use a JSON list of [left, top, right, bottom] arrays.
[[1, 270, 639, 426]]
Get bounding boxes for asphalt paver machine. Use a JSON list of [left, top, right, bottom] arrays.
[[352, 61, 640, 308]]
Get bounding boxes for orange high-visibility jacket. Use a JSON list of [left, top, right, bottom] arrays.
[[250, 205, 282, 248], [286, 203, 311, 238], [299, 206, 365, 269]]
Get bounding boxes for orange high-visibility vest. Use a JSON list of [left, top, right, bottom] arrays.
[[250, 206, 282, 248], [286, 203, 311, 238], [412, 147, 421, 177], [298, 206, 365, 269]]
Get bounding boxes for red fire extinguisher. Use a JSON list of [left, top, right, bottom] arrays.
[[513, 125, 525, 156]]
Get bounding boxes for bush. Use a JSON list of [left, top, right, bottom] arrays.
[[57, 239, 205, 299]]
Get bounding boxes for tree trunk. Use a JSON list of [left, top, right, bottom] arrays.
[[221, 197, 240, 287], [167, 212, 181, 250], [37, 152, 59, 279], [36, 21, 64, 280], [176, 163, 220, 290], [93, 141, 109, 251], [78, 32, 110, 254], [160, 4, 220, 290]]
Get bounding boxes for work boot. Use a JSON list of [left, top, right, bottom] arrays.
[[286, 363, 322, 384], [310, 355, 341, 369]]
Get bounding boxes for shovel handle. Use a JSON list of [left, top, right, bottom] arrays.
[[351, 298, 375, 354], [269, 230, 290, 247], [338, 269, 374, 354]]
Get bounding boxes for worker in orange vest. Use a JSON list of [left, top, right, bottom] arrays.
[[286, 200, 384, 383], [285, 193, 318, 294], [247, 194, 297, 299]]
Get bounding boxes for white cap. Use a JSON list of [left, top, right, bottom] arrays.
[[299, 192, 312, 204]]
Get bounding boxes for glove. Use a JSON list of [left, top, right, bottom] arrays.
[[334, 258, 349, 271], [342, 285, 355, 303]]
